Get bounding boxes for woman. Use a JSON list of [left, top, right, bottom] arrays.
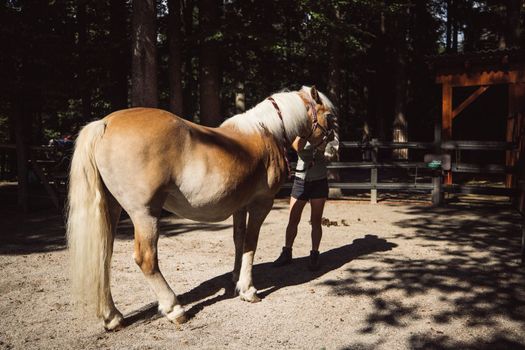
[[272, 136, 331, 271]]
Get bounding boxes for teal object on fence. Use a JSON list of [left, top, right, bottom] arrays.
[[427, 160, 442, 169]]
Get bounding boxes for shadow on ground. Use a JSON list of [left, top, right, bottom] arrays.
[[336, 203, 525, 350], [0, 211, 230, 255], [123, 234, 396, 327]]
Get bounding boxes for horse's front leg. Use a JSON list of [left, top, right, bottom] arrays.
[[237, 197, 274, 302], [130, 210, 187, 324], [232, 208, 247, 284]]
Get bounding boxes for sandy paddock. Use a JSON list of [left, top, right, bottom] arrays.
[[1, 198, 524, 349]]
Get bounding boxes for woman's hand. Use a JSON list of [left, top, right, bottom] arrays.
[[292, 137, 307, 152], [323, 140, 339, 161]]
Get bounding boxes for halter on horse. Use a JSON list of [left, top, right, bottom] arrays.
[[67, 86, 336, 330]]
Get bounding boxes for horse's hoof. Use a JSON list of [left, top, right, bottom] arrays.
[[165, 305, 187, 324], [248, 294, 261, 303], [175, 314, 189, 324], [239, 287, 261, 303], [103, 312, 124, 331]]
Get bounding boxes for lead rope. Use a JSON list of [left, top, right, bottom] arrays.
[[267, 96, 292, 178]]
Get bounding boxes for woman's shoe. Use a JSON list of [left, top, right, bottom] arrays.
[[272, 247, 292, 267], [308, 250, 320, 271]]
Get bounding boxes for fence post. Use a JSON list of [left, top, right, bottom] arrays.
[[521, 218, 524, 265], [0, 150, 5, 180], [370, 138, 378, 204], [371, 167, 378, 204], [431, 173, 442, 206], [432, 114, 443, 206], [15, 119, 29, 213]]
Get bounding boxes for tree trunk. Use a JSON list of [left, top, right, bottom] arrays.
[[14, 98, 30, 213], [327, 7, 343, 113], [392, 57, 408, 159], [198, 0, 221, 126], [168, 0, 184, 116], [373, 9, 387, 141], [327, 5, 343, 198], [77, 1, 92, 122], [392, 4, 409, 159], [182, 0, 196, 119], [446, 0, 452, 52], [452, 11, 458, 52], [131, 0, 158, 108], [504, 0, 523, 48], [235, 82, 245, 114], [109, 0, 129, 111]]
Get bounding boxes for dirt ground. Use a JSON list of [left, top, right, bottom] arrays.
[[1, 196, 525, 350]]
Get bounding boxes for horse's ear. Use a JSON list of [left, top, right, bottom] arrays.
[[310, 86, 322, 104]]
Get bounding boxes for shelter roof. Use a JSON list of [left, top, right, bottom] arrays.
[[428, 48, 525, 76]]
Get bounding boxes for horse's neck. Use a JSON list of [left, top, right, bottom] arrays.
[[223, 93, 309, 146]]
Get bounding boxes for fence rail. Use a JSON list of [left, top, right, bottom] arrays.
[[285, 139, 518, 205], [340, 140, 517, 151], [2, 140, 520, 208]]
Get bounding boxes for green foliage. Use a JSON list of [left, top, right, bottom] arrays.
[[1, 0, 522, 144]]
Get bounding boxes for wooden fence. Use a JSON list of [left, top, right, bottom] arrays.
[[285, 139, 519, 206], [2, 139, 522, 209]]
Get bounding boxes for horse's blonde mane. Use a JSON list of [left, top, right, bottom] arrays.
[[222, 90, 306, 144], [222, 86, 336, 145]]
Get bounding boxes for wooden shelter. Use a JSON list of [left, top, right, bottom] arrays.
[[431, 49, 525, 211]]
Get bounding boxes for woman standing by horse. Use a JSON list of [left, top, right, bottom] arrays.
[[272, 133, 337, 270], [67, 86, 335, 330]]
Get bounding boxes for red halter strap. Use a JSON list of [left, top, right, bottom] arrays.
[[267, 96, 291, 146], [267, 96, 292, 178]]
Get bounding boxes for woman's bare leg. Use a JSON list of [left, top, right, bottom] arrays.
[[285, 197, 308, 248], [309, 198, 326, 252]]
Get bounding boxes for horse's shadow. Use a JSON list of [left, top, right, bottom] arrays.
[[123, 234, 397, 326]]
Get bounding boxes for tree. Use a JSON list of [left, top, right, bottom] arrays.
[[131, 0, 158, 108], [503, 0, 523, 48], [367, 4, 389, 141], [168, 0, 184, 116], [198, 0, 221, 126], [392, 2, 410, 159], [327, 5, 343, 113], [77, 1, 92, 121], [109, 0, 130, 111], [181, 0, 196, 118]]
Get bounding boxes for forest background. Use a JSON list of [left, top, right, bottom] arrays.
[[1, 0, 523, 152]]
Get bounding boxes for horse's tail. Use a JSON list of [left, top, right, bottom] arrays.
[[66, 119, 112, 317]]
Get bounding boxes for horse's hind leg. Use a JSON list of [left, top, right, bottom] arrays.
[[129, 209, 187, 324], [237, 197, 273, 302], [232, 208, 247, 284], [102, 192, 124, 330]]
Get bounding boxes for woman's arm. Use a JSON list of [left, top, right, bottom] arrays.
[[292, 137, 307, 152]]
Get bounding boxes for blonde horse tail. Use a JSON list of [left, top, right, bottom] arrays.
[[66, 119, 112, 317]]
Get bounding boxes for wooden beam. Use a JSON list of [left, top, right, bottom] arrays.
[[442, 83, 453, 139], [452, 85, 489, 119], [507, 83, 525, 189], [442, 82, 453, 185], [436, 70, 525, 87]]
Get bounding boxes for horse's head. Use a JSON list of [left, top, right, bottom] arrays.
[[300, 86, 338, 157]]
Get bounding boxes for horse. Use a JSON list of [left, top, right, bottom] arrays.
[[66, 86, 336, 330]]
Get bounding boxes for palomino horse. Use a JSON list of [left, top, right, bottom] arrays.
[[67, 86, 336, 330]]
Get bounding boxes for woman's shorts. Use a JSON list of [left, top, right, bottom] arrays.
[[291, 177, 329, 200]]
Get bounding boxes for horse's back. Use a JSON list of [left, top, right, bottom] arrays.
[[104, 107, 184, 136], [93, 107, 282, 221]]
